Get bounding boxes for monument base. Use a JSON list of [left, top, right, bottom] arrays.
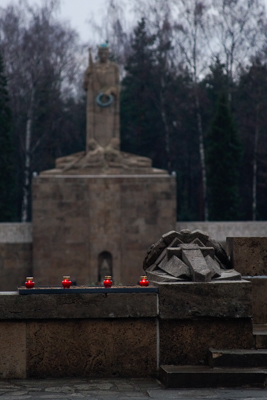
[[32, 173, 176, 285], [155, 280, 253, 365]]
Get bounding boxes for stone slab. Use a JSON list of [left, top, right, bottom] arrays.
[[226, 237, 267, 276], [160, 365, 267, 388], [0, 322, 26, 378], [0, 292, 157, 319], [245, 277, 267, 324], [160, 318, 253, 366], [18, 286, 158, 295], [182, 249, 212, 282], [159, 256, 190, 278], [155, 281, 252, 319], [253, 325, 267, 349], [27, 318, 157, 377], [208, 348, 267, 368]]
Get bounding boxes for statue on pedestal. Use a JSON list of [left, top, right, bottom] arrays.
[[42, 43, 159, 174], [84, 44, 120, 151]]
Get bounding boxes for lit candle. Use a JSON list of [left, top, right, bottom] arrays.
[[62, 276, 71, 288], [139, 276, 149, 287], [103, 276, 113, 288], [25, 277, 35, 289]]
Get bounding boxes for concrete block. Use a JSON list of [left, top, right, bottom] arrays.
[[245, 277, 267, 324], [160, 318, 253, 366], [226, 237, 267, 276], [0, 292, 157, 319], [156, 281, 252, 319], [160, 365, 267, 388], [208, 348, 267, 368], [0, 322, 26, 378], [27, 319, 157, 377]]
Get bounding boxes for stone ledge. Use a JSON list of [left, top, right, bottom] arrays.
[[155, 281, 252, 319], [0, 292, 157, 319]]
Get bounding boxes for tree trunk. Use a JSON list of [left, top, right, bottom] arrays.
[[195, 89, 208, 221], [21, 91, 34, 222], [160, 77, 171, 173], [252, 104, 259, 221]]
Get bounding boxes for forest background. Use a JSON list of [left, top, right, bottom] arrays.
[[0, 0, 267, 223]]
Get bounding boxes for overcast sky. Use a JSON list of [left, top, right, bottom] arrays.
[[0, 0, 106, 43], [2, 0, 267, 45]]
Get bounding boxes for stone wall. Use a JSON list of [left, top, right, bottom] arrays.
[[226, 237, 267, 324], [0, 224, 32, 290], [0, 282, 252, 378], [177, 221, 267, 244], [32, 174, 176, 286]]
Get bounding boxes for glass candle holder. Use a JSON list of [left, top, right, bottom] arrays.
[[139, 276, 149, 286], [62, 276, 71, 289], [25, 277, 35, 289], [103, 276, 113, 288]]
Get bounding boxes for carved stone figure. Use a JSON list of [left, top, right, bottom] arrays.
[[40, 43, 164, 174], [84, 44, 120, 151], [143, 229, 241, 282]]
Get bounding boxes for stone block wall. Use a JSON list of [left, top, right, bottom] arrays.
[[226, 237, 267, 324], [0, 224, 32, 291], [177, 221, 267, 245], [226, 237, 267, 276], [32, 174, 176, 286], [0, 281, 253, 378]]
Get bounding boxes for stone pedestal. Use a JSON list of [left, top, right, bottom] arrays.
[[156, 281, 253, 366], [32, 173, 176, 285]]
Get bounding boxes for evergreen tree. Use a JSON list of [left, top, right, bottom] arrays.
[[0, 52, 16, 221], [120, 18, 166, 168], [205, 92, 242, 221], [237, 58, 267, 220]]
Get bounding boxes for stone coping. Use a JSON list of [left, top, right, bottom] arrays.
[[0, 292, 158, 319], [0, 280, 252, 320], [18, 286, 158, 295], [36, 174, 171, 179]]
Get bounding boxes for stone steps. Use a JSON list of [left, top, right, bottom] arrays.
[[160, 326, 267, 389], [208, 348, 267, 368], [160, 365, 267, 388], [254, 324, 267, 349]]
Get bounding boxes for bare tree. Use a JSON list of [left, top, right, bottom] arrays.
[[0, 0, 81, 221], [212, 0, 265, 84], [173, 0, 212, 220]]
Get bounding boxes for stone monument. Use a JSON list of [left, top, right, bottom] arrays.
[[44, 44, 155, 175], [143, 229, 241, 283], [32, 44, 176, 285]]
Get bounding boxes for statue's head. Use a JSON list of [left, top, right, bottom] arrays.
[[98, 43, 109, 63]]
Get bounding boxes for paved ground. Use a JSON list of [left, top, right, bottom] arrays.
[[0, 378, 266, 400]]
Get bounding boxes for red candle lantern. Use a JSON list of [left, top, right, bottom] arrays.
[[25, 277, 35, 289], [139, 276, 149, 286], [103, 276, 113, 288], [62, 276, 71, 289]]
